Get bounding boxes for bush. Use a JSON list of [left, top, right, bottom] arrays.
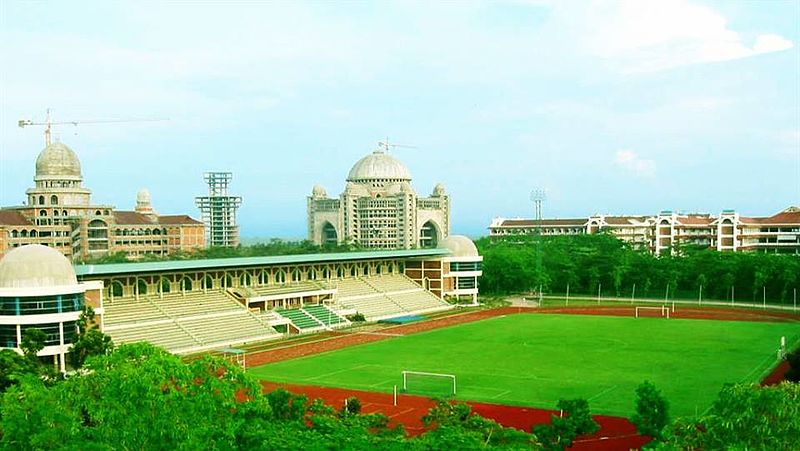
[[631, 381, 669, 440], [347, 313, 366, 322]]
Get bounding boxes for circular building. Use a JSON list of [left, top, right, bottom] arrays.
[[0, 244, 86, 370], [308, 144, 450, 249], [438, 235, 483, 305]]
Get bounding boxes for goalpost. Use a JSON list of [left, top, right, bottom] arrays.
[[635, 306, 670, 319], [402, 371, 457, 396]]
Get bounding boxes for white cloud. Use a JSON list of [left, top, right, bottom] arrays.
[[615, 150, 656, 178], [569, 0, 794, 73]]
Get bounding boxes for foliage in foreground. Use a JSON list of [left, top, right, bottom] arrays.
[[0, 343, 544, 450], [631, 381, 670, 440], [653, 382, 800, 450]]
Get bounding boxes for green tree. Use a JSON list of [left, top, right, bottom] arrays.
[[661, 383, 800, 450], [631, 381, 669, 440], [67, 307, 114, 369], [20, 328, 47, 361], [0, 350, 38, 393]]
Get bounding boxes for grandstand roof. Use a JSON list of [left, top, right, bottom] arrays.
[[74, 248, 451, 277]]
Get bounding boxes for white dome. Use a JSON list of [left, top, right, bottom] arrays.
[[432, 183, 446, 197], [137, 189, 151, 203], [347, 150, 411, 182], [439, 235, 479, 257], [0, 244, 78, 288], [35, 142, 82, 179]]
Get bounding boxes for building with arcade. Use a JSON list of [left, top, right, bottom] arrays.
[[0, 141, 204, 261]]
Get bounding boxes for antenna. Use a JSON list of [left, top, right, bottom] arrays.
[[377, 137, 417, 153], [18, 109, 169, 146]]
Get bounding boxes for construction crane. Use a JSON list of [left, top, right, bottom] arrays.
[[377, 137, 416, 153], [18, 109, 168, 146]]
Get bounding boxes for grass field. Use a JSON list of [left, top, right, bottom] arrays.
[[249, 313, 800, 417]]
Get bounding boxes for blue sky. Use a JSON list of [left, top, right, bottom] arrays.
[[1, 0, 798, 238]]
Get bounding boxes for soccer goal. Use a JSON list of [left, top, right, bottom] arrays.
[[402, 371, 457, 397], [635, 306, 670, 318]]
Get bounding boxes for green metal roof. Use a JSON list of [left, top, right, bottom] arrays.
[[74, 248, 451, 278]]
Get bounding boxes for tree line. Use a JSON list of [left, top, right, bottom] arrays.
[[476, 234, 800, 305]]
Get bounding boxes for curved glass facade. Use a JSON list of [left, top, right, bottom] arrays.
[[0, 292, 84, 316], [0, 321, 77, 348]]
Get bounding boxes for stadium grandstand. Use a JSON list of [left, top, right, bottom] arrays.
[[66, 239, 478, 354]]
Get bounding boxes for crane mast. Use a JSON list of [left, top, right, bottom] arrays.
[[18, 108, 167, 146]]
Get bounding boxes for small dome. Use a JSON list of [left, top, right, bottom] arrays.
[[0, 244, 78, 289], [137, 189, 151, 204], [347, 150, 412, 182], [35, 142, 82, 179], [439, 235, 479, 258], [432, 183, 446, 196], [311, 184, 327, 197]]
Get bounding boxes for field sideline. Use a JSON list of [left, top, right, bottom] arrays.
[[249, 313, 800, 417]]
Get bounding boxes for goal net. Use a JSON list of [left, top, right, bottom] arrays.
[[635, 306, 670, 318], [402, 371, 456, 397]]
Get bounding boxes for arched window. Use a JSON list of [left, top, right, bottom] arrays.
[[62, 210, 67, 217], [362, 264, 370, 276], [181, 277, 193, 291], [111, 281, 124, 298], [292, 269, 301, 282], [349, 267, 356, 277], [323, 268, 330, 280], [159, 278, 171, 294], [11, 230, 18, 238], [203, 275, 214, 289], [275, 270, 286, 284], [21, 230, 29, 238], [38, 195, 45, 205], [53, 210, 60, 216], [337, 267, 344, 278], [153, 229, 161, 235], [322, 222, 338, 245], [240, 273, 251, 287], [258, 271, 269, 285], [308, 268, 316, 280], [419, 220, 440, 248], [50, 195, 58, 205], [136, 279, 148, 296], [30, 230, 38, 238], [388, 263, 394, 273], [95, 210, 102, 216], [39, 210, 48, 217], [223, 274, 233, 288]]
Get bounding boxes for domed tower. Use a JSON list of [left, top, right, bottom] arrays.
[[307, 142, 450, 249], [25, 142, 92, 208]]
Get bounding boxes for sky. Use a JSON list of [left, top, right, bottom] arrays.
[[1, 0, 798, 239]]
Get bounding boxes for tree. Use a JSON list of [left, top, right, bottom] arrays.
[[556, 398, 599, 435], [20, 328, 47, 361], [785, 348, 800, 383], [532, 398, 598, 451], [0, 350, 38, 393], [660, 383, 800, 450], [631, 381, 669, 440], [67, 307, 114, 369]]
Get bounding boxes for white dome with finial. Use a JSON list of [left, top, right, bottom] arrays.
[[35, 142, 82, 179], [347, 149, 412, 182]]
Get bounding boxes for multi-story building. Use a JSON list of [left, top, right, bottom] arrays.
[[0, 141, 204, 261], [489, 206, 800, 255], [308, 144, 450, 249]]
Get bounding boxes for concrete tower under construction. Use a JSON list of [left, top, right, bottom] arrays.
[[195, 172, 242, 247]]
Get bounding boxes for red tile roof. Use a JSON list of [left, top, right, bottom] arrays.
[[0, 210, 33, 226], [603, 216, 648, 225], [158, 215, 203, 225], [677, 216, 714, 225], [113, 211, 154, 225]]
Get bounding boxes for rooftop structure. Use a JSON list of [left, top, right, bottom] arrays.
[[308, 142, 450, 249], [489, 206, 800, 255], [195, 172, 242, 248], [0, 142, 205, 261]]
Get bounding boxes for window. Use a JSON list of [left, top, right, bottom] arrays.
[[50, 195, 58, 205]]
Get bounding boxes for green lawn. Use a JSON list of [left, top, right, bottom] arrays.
[[249, 313, 800, 417]]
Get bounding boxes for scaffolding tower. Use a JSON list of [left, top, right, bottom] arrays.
[[195, 172, 242, 247]]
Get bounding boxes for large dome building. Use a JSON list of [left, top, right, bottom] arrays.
[[0, 140, 204, 261], [308, 144, 450, 249]]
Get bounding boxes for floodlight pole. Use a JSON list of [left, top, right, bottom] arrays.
[[631, 283, 636, 304]]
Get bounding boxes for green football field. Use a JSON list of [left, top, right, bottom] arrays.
[[249, 313, 800, 417]]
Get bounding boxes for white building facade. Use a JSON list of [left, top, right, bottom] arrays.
[[308, 146, 450, 249]]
